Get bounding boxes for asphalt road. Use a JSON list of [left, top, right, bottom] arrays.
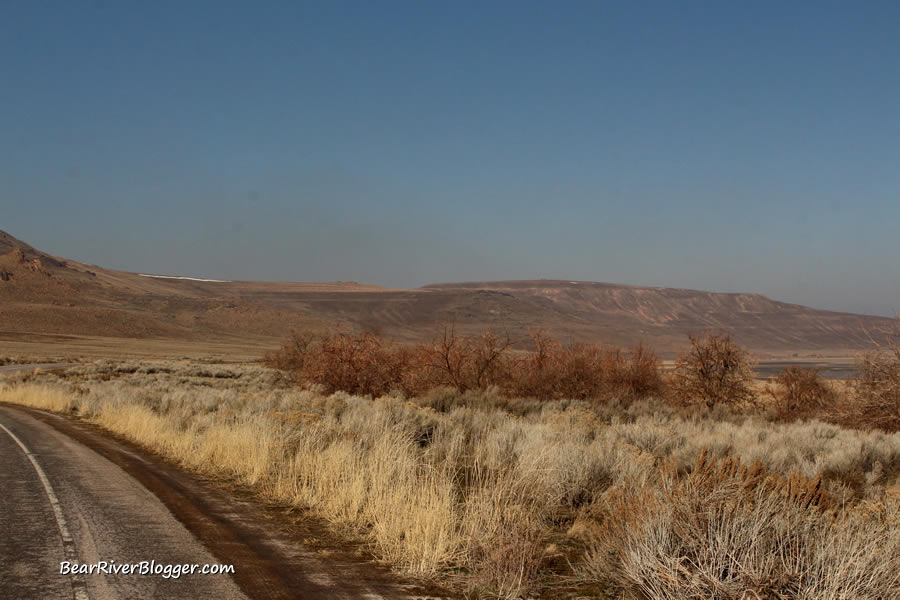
[[0, 404, 444, 600]]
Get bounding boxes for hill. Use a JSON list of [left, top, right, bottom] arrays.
[[421, 281, 887, 353], [0, 230, 892, 358]]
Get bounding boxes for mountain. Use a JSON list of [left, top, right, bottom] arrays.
[[421, 281, 887, 353], [0, 230, 892, 358]]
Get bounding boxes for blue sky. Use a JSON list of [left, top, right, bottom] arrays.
[[2, 1, 898, 316]]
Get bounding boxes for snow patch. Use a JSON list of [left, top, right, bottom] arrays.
[[139, 274, 230, 283]]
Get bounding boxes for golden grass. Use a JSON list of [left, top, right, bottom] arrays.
[[0, 384, 74, 412], [3, 361, 900, 598]]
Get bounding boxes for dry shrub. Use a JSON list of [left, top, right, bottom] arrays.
[[265, 329, 412, 397], [671, 332, 755, 407], [267, 326, 668, 403], [463, 516, 544, 600], [769, 367, 837, 419], [582, 449, 900, 599], [547, 342, 608, 400], [839, 336, 900, 432], [508, 332, 606, 401], [607, 342, 667, 400], [313, 330, 412, 398], [263, 329, 319, 373], [414, 324, 514, 393], [509, 333, 665, 402], [7, 368, 900, 600], [457, 470, 548, 599]]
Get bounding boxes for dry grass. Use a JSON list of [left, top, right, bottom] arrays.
[[581, 451, 900, 599], [0, 383, 75, 412], [2, 357, 899, 598]]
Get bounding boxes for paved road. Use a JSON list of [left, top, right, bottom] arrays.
[[0, 404, 444, 600], [0, 404, 247, 599]]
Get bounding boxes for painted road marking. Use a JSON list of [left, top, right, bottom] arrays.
[[0, 420, 91, 600]]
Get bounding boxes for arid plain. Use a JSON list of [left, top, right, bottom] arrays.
[[2, 229, 898, 599]]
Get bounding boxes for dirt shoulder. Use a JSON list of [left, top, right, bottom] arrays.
[[2, 404, 451, 600]]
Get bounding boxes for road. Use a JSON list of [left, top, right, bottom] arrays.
[[0, 403, 444, 600]]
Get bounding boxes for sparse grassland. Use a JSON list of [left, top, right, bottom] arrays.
[[1, 330, 899, 599]]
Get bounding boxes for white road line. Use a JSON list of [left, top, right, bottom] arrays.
[[0, 421, 91, 600]]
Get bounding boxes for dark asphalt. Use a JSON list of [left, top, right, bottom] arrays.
[[0, 403, 447, 600], [0, 405, 248, 600]]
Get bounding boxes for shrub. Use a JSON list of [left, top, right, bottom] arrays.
[[264, 329, 412, 397], [841, 335, 900, 432], [267, 326, 669, 403], [507, 332, 666, 402], [414, 324, 514, 393], [318, 330, 414, 397], [264, 330, 319, 375], [769, 367, 837, 418], [8, 366, 900, 600], [505, 330, 562, 399], [509, 334, 606, 401], [581, 450, 900, 599], [671, 332, 755, 407], [606, 342, 667, 400]]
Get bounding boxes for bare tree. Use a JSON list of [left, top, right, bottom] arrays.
[[847, 318, 900, 431], [672, 333, 755, 407], [418, 323, 513, 393]]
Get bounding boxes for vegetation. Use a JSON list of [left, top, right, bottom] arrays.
[[2, 327, 899, 599], [264, 325, 666, 403], [671, 332, 755, 407], [842, 330, 900, 432], [584, 450, 898, 599]]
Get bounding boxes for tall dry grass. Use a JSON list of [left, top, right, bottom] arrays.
[[2, 358, 900, 598], [582, 451, 899, 599], [0, 383, 75, 412]]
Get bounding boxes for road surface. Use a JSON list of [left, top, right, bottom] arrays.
[[0, 403, 444, 600]]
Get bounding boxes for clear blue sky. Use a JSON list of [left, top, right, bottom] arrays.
[[2, 1, 898, 316]]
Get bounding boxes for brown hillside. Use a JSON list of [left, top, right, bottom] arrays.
[[0, 230, 892, 358], [420, 280, 886, 352]]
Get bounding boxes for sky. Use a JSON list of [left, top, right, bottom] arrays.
[[2, 1, 898, 316]]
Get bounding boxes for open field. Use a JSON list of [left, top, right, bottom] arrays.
[[3, 353, 898, 599], [0, 331, 862, 379], [2, 230, 899, 598], [0, 331, 279, 362]]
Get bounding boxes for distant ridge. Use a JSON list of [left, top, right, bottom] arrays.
[[0, 229, 893, 355]]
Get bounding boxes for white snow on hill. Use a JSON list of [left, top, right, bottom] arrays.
[[138, 274, 230, 283]]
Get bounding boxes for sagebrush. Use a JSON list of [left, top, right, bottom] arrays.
[[2, 359, 899, 599]]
